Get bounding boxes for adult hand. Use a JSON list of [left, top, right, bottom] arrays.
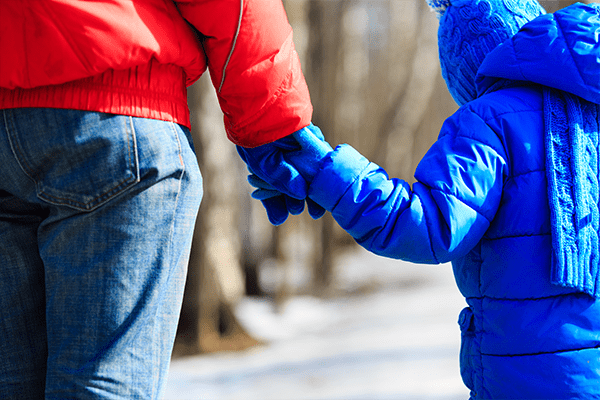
[[288, 124, 333, 182]]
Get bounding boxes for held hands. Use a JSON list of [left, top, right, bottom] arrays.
[[236, 134, 307, 200], [248, 174, 327, 225], [237, 124, 333, 225], [288, 124, 334, 182]]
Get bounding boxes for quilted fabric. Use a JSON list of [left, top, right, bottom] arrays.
[[0, 0, 312, 146], [308, 4, 600, 398]]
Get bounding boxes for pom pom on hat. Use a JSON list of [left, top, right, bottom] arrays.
[[427, 0, 451, 18]]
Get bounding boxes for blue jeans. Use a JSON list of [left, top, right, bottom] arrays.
[[0, 109, 203, 399]]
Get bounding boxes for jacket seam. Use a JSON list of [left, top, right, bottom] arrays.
[[479, 107, 543, 124], [476, 103, 542, 164], [481, 114, 510, 169], [446, 126, 506, 153], [484, 232, 550, 241], [219, 0, 243, 93], [505, 168, 545, 181], [481, 343, 600, 358], [465, 292, 585, 301], [445, 109, 510, 169]]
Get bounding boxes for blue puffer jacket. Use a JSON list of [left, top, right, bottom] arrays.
[[309, 4, 600, 399]]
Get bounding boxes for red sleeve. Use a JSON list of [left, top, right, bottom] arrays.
[[175, 0, 313, 147]]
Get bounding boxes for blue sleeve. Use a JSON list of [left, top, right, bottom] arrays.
[[309, 109, 508, 264]]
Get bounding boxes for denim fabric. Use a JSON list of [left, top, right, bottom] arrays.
[[0, 109, 203, 399]]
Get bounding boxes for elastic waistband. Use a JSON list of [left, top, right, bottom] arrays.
[[0, 62, 191, 129]]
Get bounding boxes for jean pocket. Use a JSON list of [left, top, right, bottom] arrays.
[[6, 109, 139, 211], [458, 306, 476, 392]]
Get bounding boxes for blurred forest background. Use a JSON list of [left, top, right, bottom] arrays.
[[174, 0, 590, 356]]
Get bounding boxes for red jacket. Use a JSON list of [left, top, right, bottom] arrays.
[[0, 0, 312, 147]]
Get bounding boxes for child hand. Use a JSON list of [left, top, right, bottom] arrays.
[[247, 174, 326, 225]]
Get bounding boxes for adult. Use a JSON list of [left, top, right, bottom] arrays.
[[0, 0, 313, 398]]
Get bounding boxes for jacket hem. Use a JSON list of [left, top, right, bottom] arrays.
[[0, 63, 191, 129]]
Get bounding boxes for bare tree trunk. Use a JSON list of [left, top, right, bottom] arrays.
[[306, 0, 348, 294], [377, 2, 440, 180], [175, 76, 259, 356], [541, 0, 584, 12]]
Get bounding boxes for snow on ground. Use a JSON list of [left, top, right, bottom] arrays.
[[165, 247, 470, 400]]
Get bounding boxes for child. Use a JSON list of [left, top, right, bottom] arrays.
[[251, 0, 600, 398]]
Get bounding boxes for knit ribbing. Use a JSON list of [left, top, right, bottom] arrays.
[[545, 88, 600, 298]]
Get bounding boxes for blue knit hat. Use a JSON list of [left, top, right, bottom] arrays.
[[427, 0, 545, 105]]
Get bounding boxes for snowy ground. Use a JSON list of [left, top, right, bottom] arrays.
[[165, 247, 470, 400]]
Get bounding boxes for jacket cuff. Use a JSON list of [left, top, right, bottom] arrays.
[[309, 144, 371, 211]]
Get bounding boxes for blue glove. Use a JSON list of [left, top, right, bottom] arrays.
[[248, 174, 326, 224], [288, 124, 333, 182], [239, 123, 332, 225], [236, 124, 333, 200], [237, 134, 306, 200], [247, 174, 305, 225]]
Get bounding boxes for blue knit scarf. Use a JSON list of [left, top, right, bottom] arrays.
[[545, 88, 600, 298]]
